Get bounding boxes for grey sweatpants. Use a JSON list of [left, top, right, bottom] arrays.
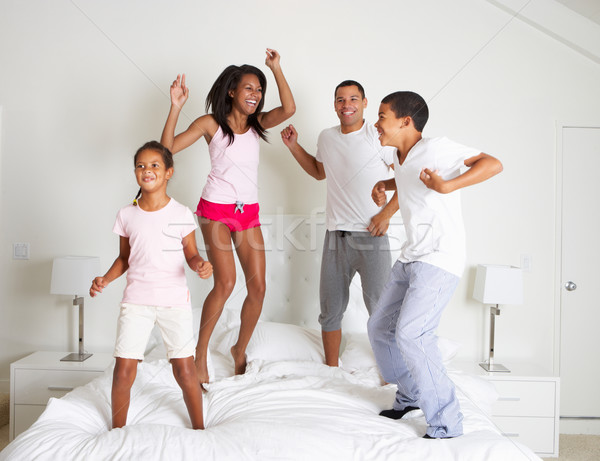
[[319, 230, 392, 331]]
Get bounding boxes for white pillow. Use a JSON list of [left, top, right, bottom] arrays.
[[438, 336, 462, 364], [340, 333, 461, 372], [215, 321, 324, 363], [145, 341, 215, 381], [196, 307, 242, 348], [339, 333, 376, 372]]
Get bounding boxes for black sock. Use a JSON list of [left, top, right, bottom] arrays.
[[379, 406, 420, 420]]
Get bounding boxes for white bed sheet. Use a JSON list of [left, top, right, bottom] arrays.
[[1, 350, 541, 461]]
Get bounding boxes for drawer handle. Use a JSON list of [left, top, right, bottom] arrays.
[[47, 386, 74, 392], [502, 433, 520, 438], [498, 397, 521, 402]]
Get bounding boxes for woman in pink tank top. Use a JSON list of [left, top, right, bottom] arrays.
[[161, 49, 295, 386]]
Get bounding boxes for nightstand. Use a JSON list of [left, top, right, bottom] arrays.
[[9, 351, 114, 441], [454, 361, 560, 458]]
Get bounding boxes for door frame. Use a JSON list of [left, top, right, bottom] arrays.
[[554, 121, 600, 377]]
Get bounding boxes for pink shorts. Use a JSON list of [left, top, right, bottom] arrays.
[[196, 198, 261, 232]]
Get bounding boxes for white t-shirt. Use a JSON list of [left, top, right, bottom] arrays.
[[316, 121, 395, 231], [393, 137, 480, 276], [113, 198, 198, 308]]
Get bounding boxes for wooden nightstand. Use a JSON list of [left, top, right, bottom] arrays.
[[454, 361, 560, 458], [9, 351, 114, 441]]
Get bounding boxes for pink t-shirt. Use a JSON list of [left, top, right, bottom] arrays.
[[201, 125, 260, 204], [113, 199, 198, 308]]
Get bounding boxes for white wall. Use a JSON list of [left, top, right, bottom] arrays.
[[1, 0, 600, 385]]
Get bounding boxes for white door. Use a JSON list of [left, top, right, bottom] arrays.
[[560, 126, 600, 418]]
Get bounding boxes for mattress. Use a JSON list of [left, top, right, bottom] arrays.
[[0, 322, 541, 461]]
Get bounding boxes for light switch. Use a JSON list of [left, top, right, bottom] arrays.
[[520, 254, 532, 272], [13, 243, 30, 260]]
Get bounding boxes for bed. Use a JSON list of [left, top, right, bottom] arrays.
[[0, 215, 541, 460]]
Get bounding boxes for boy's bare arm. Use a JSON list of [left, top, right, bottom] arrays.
[[367, 191, 399, 236], [421, 153, 503, 194], [371, 179, 397, 206]]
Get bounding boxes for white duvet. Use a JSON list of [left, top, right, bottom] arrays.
[[0, 360, 539, 461], [1, 349, 540, 461]]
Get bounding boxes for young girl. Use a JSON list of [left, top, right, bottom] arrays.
[[161, 48, 295, 386], [89, 141, 213, 430]]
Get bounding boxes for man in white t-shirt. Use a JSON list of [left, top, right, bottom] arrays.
[[368, 91, 503, 439], [281, 80, 398, 366]]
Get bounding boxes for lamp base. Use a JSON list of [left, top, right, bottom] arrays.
[[60, 352, 93, 362], [479, 362, 510, 373]]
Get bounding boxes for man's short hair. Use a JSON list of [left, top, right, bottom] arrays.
[[335, 80, 366, 99]]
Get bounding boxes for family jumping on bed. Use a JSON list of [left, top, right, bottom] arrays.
[[88, 48, 503, 438]]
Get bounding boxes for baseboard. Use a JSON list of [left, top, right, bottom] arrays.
[[560, 418, 600, 435], [0, 380, 8, 394]]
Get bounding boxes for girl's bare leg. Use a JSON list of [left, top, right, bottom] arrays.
[[111, 358, 138, 428], [195, 218, 236, 385], [231, 226, 266, 375], [171, 357, 204, 429]]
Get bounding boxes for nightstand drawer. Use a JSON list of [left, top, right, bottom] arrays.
[[14, 369, 102, 404], [493, 416, 555, 454], [10, 352, 114, 442], [491, 380, 556, 417], [14, 405, 46, 435]]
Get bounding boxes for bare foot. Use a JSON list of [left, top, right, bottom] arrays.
[[194, 354, 209, 389], [230, 345, 247, 375]]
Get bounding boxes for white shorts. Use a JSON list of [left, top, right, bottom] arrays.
[[114, 303, 195, 360]]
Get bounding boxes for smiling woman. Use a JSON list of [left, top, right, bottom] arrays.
[[159, 48, 296, 389], [208, 64, 269, 144]]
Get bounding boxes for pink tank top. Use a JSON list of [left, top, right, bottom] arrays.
[[201, 125, 260, 204]]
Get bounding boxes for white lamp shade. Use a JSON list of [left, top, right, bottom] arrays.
[[473, 264, 523, 305], [50, 256, 100, 297]]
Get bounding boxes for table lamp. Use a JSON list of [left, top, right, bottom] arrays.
[[50, 256, 100, 362], [473, 264, 523, 372]]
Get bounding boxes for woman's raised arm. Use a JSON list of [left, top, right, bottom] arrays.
[[257, 49, 296, 130]]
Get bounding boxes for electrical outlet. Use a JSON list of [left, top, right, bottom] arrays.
[[520, 254, 532, 272], [13, 243, 30, 260]]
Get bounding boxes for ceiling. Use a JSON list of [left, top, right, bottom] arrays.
[[555, 0, 600, 25]]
